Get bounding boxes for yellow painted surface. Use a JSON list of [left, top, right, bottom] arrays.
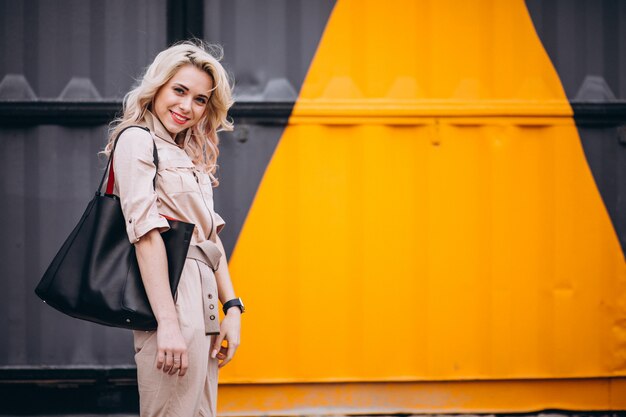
[[218, 378, 626, 415], [221, 0, 626, 412]]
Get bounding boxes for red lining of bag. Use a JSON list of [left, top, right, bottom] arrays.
[[105, 155, 115, 195], [160, 214, 182, 222]]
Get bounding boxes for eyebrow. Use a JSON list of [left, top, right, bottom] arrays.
[[173, 83, 210, 100]]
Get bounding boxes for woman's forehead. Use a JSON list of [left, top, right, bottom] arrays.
[[170, 65, 213, 93]]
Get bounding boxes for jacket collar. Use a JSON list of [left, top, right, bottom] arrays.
[[144, 110, 192, 149]]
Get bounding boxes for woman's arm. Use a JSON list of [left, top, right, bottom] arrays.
[[211, 235, 241, 368], [135, 228, 188, 376], [112, 129, 186, 375]]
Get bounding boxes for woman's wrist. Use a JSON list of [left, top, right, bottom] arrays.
[[224, 306, 242, 316], [156, 314, 179, 325]]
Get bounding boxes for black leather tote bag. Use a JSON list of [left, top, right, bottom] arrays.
[[35, 126, 195, 330]]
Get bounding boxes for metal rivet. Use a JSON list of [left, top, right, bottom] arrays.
[[208, 294, 213, 299], [210, 315, 215, 320], [234, 125, 249, 143], [209, 304, 214, 310]]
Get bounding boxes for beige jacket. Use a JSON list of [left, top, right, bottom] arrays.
[[112, 111, 225, 247]]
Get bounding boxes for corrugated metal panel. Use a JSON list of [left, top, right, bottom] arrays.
[[525, 0, 626, 256], [0, 0, 167, 99], [221, 0, 626, 410], [213, 125, 284, 256], [526, 0, 626, 102], [0, 0, 165, 369], [0, 0, 165, 370], [0, 126, 135, 366], [2, 0, 626, 414], [0, 123, 293, 366], [229, 120, 626, 381], [205, 0, 336, 101], [0, 0, 335, 370], [0, 0, 335, 102], [577, 125, 626, 254]]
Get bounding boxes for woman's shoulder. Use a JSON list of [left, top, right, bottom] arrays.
[[117, 125, 151, 142], [115, 125, 153, 153]]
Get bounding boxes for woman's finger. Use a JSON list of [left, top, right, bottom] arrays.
[[218, 341, 238, 369], [163, 351, 174, 373], [156, 349, 165, 370], [179, 352, 189, 377], [169, 354, 181, 375], [211, 334, 225, 359], [213, 342, 229, 361], [218, 353, 231, 368]]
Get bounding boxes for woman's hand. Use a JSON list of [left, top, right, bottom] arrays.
[[211, 309, 241, 368], [135, 229, 187, 377], [156, 317, 188, 376]]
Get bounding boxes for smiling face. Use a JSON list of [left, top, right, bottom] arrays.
[[153, 64, 213, 138]]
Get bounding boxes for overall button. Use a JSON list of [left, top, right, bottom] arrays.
[[209, 315, 216, 320], [207, 294, 213, 299], [209, 304, 215, 310]]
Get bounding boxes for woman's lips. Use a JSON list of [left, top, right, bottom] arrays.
[[170, 110, 190, 125]]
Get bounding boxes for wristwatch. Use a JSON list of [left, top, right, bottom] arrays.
[[222, 297, 245, 315]]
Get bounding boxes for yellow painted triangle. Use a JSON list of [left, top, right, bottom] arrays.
[[223, 0, 626, 385]]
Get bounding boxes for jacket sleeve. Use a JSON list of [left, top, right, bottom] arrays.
[[112, 127, 170, 244], [214, 211, 225, 234]]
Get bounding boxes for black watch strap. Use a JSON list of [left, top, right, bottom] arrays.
[[223, 297, 244, 315]]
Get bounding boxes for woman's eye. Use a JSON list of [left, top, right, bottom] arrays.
[[195, 97, 207, 105], [173, 87, 184, 94]]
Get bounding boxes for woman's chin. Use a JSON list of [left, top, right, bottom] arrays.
[[165, 123, 185, 136]]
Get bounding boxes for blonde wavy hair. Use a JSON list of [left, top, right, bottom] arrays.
[[104, 40, 234, 184]]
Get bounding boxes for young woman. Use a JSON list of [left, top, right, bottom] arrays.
[[104, 40, 243, 416]]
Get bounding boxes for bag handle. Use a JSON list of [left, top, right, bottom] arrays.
[[96, 126, 157, 196]]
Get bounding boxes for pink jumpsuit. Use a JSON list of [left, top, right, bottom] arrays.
[[113, 111, 224, 416]]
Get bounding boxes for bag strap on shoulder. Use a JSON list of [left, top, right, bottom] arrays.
[[97, 125, 156, 196]]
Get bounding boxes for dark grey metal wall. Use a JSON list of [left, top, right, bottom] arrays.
[[1, 126, 130, 365], [0, 0, 169, 374], [526, 0, 626, 256], [0, 0, 167, 99], [204, 0, 336, 258], [0, 0, 335, 413], [526, 0, 626, 101], [205, 0, 334, 101]]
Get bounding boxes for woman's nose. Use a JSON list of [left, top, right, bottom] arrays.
[[178, 97, 192, 112]]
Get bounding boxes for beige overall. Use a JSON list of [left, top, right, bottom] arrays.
[[113, 111, 225, 416]]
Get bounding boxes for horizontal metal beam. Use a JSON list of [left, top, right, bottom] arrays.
[[0, 101, 295, 126], [0, 366, 136, 383], [1, 101, 626, 126], [571, 102, 626, 126]]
